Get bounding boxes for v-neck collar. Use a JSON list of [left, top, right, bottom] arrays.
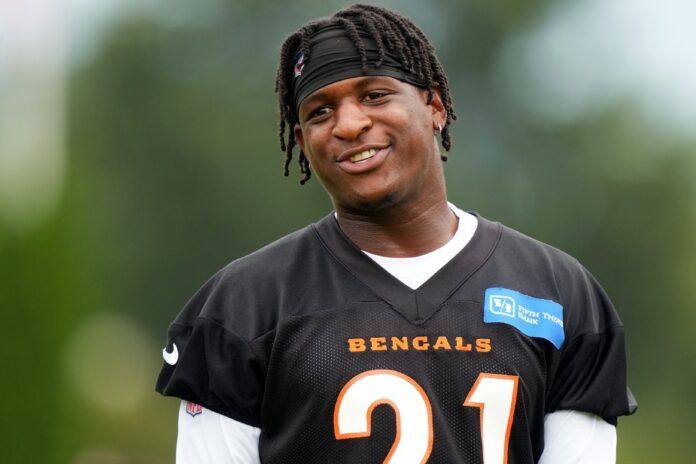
[[312, 211, 502, 325]]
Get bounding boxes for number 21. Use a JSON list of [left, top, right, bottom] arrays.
[[334, 370, 519, 464]]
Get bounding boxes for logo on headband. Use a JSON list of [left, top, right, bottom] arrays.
[[293, 52, 306, 78]]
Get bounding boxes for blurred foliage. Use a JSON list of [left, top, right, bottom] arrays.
[[1, 0, 694, 462]]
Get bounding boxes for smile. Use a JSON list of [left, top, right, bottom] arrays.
[[350, 148, 377, 163], [337, 146, 391, 175]]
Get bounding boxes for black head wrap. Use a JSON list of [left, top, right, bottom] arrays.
[[290, 23, 427, 117]]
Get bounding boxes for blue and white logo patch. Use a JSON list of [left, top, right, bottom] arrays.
[[484, 287, 565, 349]]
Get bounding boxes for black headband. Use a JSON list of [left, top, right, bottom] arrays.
[[290, 23, 427, 117]]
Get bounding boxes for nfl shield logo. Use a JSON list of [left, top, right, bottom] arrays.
[[186, 401, 203, 417], [294, 52, 306, 78]]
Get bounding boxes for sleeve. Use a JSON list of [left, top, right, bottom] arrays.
[[547, 264, 638, 424], [538, 410, 616, 463], [155, 275, 267, 427], [176, 401, 261, 464]]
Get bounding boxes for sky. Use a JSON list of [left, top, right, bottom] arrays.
[[496, 0, 696, 140]]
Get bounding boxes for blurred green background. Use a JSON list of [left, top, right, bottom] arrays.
[[1, 0, 694, 462]]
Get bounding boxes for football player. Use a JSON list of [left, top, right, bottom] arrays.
[[157, 4, 636, 463]]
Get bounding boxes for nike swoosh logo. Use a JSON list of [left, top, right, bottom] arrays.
[[162, 343, 179, 365]]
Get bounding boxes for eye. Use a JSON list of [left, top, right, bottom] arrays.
[[364, 90, 390, 102], [307, 105, 332, 121]]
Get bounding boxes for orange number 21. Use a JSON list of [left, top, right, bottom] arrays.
[[334, 370, 519, 464]]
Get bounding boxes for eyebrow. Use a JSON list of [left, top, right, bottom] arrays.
[[300, 76, 391, 112]]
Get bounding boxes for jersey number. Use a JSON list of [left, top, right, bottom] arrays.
[[334, 370, 519, 464]]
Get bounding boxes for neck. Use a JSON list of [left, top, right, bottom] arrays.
[[335, 194, 457, 258]]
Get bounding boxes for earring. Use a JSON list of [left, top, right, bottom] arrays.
[[436, 123, 442, 132]]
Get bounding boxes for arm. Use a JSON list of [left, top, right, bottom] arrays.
[[176, 403, 615, 464], [176, 402, 261, 464], [538, 410, 616, 464]]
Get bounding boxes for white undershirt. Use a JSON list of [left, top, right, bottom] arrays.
[[363, 203, 477, 289], [176, 204, 617, 463]]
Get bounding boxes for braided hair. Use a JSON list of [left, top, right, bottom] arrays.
[[275, 4, 457, 184]]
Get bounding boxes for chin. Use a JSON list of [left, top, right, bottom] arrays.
[[331, 179, 410, 214], [354, 194, 396, 212], [341, 187, 404, 213]]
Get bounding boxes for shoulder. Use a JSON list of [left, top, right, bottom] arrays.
[[475, 213, 585, 283], [170, 213, 370, 340], [476, 214, 620, 335], [172, 217, 332, 339], [220, 221, 321, 281], [496, 218, 584, 275]]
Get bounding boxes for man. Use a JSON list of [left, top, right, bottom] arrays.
[[156, 4, 636, 463]]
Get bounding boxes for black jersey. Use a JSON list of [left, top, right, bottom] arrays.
[[156, 213, 636, 463]]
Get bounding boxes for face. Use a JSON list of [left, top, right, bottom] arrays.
[[294, 76, 446, 213]]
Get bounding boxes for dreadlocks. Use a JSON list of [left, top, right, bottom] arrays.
[[275, 4, 457, 184]]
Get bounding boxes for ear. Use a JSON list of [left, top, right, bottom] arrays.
[[294, 123, 306, 153], [427, 87, 446, 128]]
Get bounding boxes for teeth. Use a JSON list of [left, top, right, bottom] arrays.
[[349, 148, 377, 163]]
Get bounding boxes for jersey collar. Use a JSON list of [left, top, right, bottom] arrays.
[[312, 212, 502, 324]]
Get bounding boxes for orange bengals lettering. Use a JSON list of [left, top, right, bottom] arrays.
[[347, 336, 492, 353]]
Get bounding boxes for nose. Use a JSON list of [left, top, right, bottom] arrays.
[[331, 100, 372, 140]]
